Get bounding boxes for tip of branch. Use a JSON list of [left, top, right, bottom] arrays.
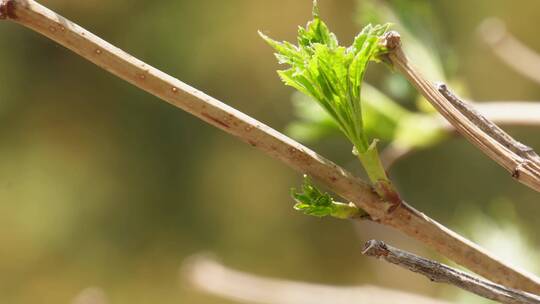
[[380, 31, 401, 50], [0, 0, 16, 20], [362, 240, 389, 257]]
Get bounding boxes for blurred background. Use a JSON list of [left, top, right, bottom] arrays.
[[1, 0, 540, 303]]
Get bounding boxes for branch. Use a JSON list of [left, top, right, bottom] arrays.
[[383, 31, 540, 194], [479, 18, 540, 85], [439, 102, 540, 132], [363, 240, 540, 304], [438, 84, 540, 161], [382, 101, 540, 168], [2, 0, 540, 293], [183, 255, 452, 304]]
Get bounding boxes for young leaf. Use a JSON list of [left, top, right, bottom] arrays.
[[259, 4, 390, 153], [291, 175, 366, 219], [286, 84, 411, 144]]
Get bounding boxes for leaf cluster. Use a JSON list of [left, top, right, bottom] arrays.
[[285, 0, 454, 153], [259, 3, 390, 152]]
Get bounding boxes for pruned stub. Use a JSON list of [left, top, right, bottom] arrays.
[[362, 240, 390, 258], [381, 31, 401, 50], [0, 0, 16, 20]]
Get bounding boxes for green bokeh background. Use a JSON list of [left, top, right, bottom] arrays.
[[1, 1, 540, 303]]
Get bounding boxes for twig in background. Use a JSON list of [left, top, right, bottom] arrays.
[[438, 84, 540, 162], [183, 255, 452, 304], [2, 0, 540, 294], [383, 31, 540, 194], [363, 240, 540, 304], [479, 18, 540, 85], [71, 287, 108, 304], [382, 101, 540, 169], [380, 142, 415, 169], [476, 102, 540, 127]]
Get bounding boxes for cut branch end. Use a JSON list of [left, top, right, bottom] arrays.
[[0, 0, 16, 19], [362, 240, 540, 304], [381, 30, 402, 50], [362, 239, 390, 257]]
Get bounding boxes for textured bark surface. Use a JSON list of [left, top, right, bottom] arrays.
[[363, 240, 540, 304]]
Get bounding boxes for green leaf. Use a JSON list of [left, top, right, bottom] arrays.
[[261, 2, 396, 191], [285, 83, 411, 144], [285, 92, 339, 142], [259, 5, 390, 154], [291, 175, 366, 219], [298, 1, 338, 50]]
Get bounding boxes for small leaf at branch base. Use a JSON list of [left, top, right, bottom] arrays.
[[291, 175, 367, 219]]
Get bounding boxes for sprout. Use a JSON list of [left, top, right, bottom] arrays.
[[259, 2, 389, 154], [291, 176, 366, 219]]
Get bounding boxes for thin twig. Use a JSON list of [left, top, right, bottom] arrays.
[[363, 240, 540, 304], [438, 84, 540, 162], [2, 0, 540, 293], [439, 102, 540, 132], [183, 255, 452, 304], [479, 18, 540, 85], [382, 101, 540, 169], [383, 31, 540, 194]]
